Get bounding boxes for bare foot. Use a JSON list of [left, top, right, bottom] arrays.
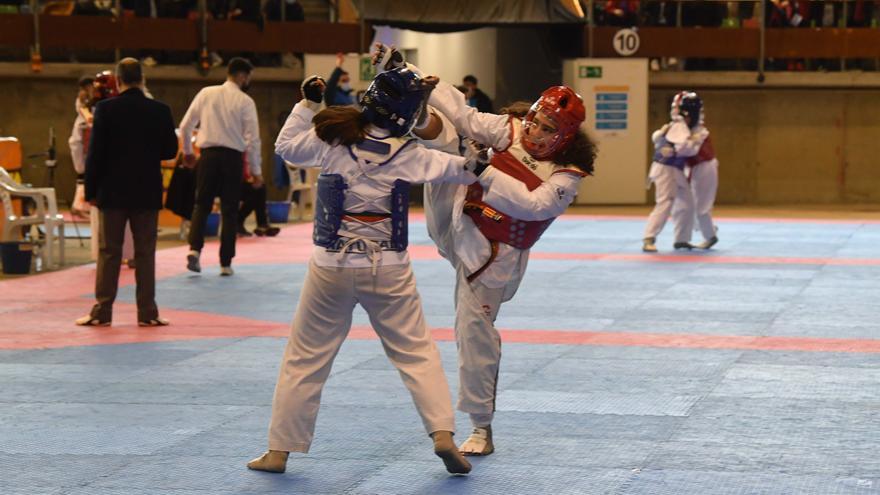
[[246, 450, 289, 473], [432, 431, 472, 474]]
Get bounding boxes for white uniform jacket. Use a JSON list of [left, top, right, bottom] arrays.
[[276, 100, 477, 269]]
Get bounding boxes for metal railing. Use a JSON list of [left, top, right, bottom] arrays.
[[584, 0, 880, 79], [7, 0, 880, 77], [17, 0, 349, 72]]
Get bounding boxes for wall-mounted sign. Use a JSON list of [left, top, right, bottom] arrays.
[[579, 66, 603, 78], [613, 28, 640, 57], [564, 58, 648, 204]]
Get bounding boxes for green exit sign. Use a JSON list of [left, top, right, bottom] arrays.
[[579, 66, 602, 78], [360, 56, 376, 81]]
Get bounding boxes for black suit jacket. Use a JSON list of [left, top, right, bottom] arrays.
[[471, 89, 494, 114], [85, 88, 179, 210]]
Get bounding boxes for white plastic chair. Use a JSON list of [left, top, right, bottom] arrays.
[[285, 162, 317, 221], [0, 168, 65, 268]]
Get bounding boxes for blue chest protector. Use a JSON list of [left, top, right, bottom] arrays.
[[313, 137, 413, 253], [653, 136, 688, 170]]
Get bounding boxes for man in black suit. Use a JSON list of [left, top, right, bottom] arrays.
[[76, 58, 179, 327]]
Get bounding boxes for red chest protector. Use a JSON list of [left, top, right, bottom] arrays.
[[688, 135, 716, 166], [464, 150, 555, 250]]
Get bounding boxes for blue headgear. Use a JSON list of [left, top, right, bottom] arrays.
[[360, 68, 427, 137], [671, 91, 703, 128]]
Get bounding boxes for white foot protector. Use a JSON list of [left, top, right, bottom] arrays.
[[459, 426, 494, 456]]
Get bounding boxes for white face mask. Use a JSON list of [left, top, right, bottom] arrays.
[[339, 82, 352, 92]]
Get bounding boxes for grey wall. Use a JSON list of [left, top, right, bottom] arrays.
[[649, 88, 880, 204], [0, 77, 302, 204], [1, 75, 879, 205]]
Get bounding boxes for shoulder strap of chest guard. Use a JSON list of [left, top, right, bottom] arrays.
[[347, 135, 416, 166]]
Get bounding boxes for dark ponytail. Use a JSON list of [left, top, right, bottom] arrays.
[[312, 106, 369, 146], [499, 100, 532, 118]]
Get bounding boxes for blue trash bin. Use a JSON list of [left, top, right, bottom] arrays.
[[267, 201, 291, 223], [1, 241, 33, 275], [205, 212, 221, 236]]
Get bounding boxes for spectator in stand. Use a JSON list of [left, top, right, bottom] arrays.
[[765, 1, 807, 70], [644, 1, 676, 26], [229, 0, 261, 22], [157, 0, 196, 18], [682, 0, 726, 27], [73, 0, 114, 15], [462, 75, 493, 113], [121, 0, 151, 17], [820, 1, 879, 30], [323, 53, 356, 106], [264, 0, 304, 21], [208, 0, 231, 19], [264, 0, 305, 67], [766, 0, 796, 27], [644, 1, 678, 70], [680, 1, 727, 70], [602, 0, 640, 26], [121, 0, 161, 66]]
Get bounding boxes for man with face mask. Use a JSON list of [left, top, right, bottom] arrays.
[[323, 52, 356, 107], [179, 57, 263, 276], [371, 44, 598, 458]]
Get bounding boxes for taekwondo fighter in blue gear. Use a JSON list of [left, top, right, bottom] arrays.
[[248, 68, 491, 475], [642, 91, 707, 252]]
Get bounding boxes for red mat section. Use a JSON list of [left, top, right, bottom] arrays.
[[3, 217, 879, 353]]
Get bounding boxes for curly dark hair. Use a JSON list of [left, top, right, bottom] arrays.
[[553, 131, 597, 175]]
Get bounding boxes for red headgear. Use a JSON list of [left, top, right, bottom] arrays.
[[521, 86, 585, 160], [93, 70, 119, 102]]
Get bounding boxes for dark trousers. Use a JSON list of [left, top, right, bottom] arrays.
[[239, 182, 269, 228], [91, 208, 159, 321], [188, 147, 243, 266]]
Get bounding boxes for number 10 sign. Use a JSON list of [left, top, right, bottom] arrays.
[[613, 28, 640, 57]]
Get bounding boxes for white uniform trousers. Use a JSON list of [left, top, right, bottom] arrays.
[[643, 162, 695, 243], [690, 159, 719, 241], [453, 264, 506, 418], [68, 132, 86, 176], [268, 259, 456, 453], [425, 183, 511, 421]]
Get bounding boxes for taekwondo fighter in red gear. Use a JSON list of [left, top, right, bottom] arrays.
[[372, 44, 597, 457], [679, 92, 718, 249]]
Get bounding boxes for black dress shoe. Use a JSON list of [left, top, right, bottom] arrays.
[[254, 226, 280, 237], [673, 242, 694, 250], [186, 251, 201, 273], [237, 225, 253, 237]]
